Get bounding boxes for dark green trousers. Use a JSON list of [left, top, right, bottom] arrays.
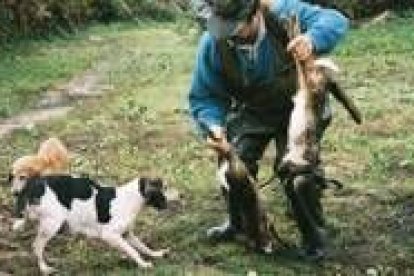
[[224, 96, 332, 248]]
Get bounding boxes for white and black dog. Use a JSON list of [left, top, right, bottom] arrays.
[[11, 175, 169, 274]]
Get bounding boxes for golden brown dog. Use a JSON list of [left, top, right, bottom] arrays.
[[10, 137, 70, 194]]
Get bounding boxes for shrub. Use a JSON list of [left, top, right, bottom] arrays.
[[306, 0, 414, 19], [0, 0, 413, 42], [0, 0, 188, 42], [0, 0, 94, 41]]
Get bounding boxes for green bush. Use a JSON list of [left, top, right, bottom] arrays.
[[0, 0, 94, 41], [0, 0, 188, 42], [93, 0, 183, 22], [306, 0, 414, 19], [0, 0, 413, 42]]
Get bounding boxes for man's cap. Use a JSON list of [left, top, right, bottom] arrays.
[[191, 0, 257, 39]]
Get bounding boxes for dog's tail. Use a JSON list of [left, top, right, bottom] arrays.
[[37, 137, 70, 173]]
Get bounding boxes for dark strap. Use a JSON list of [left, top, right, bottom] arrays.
[[218, 39, 243, 89]]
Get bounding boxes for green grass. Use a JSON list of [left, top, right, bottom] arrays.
[[1, 17, 414, 275], [0, 22, 167, 118]]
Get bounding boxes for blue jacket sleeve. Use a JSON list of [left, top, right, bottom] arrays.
[[270, 0, 349, 54], [188, 32, 230, 137]]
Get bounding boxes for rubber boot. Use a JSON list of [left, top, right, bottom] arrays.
[[207, 187, 242, 241], [285, 174, 327, 261]]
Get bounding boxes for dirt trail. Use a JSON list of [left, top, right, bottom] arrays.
[[0, 66, 112, 138]]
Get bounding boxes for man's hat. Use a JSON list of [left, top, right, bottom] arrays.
[[191, 0, 258, 39]]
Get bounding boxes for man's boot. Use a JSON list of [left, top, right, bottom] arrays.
[[207, 187, 242, 241], [285, 174, 327, 260]]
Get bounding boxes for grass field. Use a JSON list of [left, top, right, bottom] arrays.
[[0, 16, 414, 275]]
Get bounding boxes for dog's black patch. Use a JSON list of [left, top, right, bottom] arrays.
[[18, 175, 117, 224], [14, 175, 95, 218], [14, 179, 45, 218], [94, 185, 116, 223], [40, 175, 94, 209]]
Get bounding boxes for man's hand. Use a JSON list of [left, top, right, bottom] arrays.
[[206, 125, 231, 155], [260, 0, 272, 10], [287, 34, 313, 61]]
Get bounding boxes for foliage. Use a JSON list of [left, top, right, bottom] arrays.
[[0, 0, 187, 42], [306, 0, 414, 18], [92, 0, 188, 22], [1, 0, 413, 42], [0, 0, 93, 41]]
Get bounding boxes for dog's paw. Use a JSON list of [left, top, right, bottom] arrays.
[[152, 248, 170, 258], [12, 219, 26, 232], [261, 242, 274, 255], [139, 261, 153, 269], [40, 264, 57, 275]]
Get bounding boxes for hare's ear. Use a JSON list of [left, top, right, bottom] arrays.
[[314, 58, 340, 75]]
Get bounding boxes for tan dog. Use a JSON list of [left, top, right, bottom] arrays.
[[10, 137, 70, 194]]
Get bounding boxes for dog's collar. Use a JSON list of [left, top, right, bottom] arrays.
[[138, 178, 146, 198]]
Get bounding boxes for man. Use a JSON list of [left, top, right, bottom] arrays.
[[188, 0, 348, 259]]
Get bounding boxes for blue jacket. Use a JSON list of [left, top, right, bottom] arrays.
[[188, 0, 349, 136]]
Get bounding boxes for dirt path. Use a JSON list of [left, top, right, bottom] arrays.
[[0, 66, 112, 138]]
